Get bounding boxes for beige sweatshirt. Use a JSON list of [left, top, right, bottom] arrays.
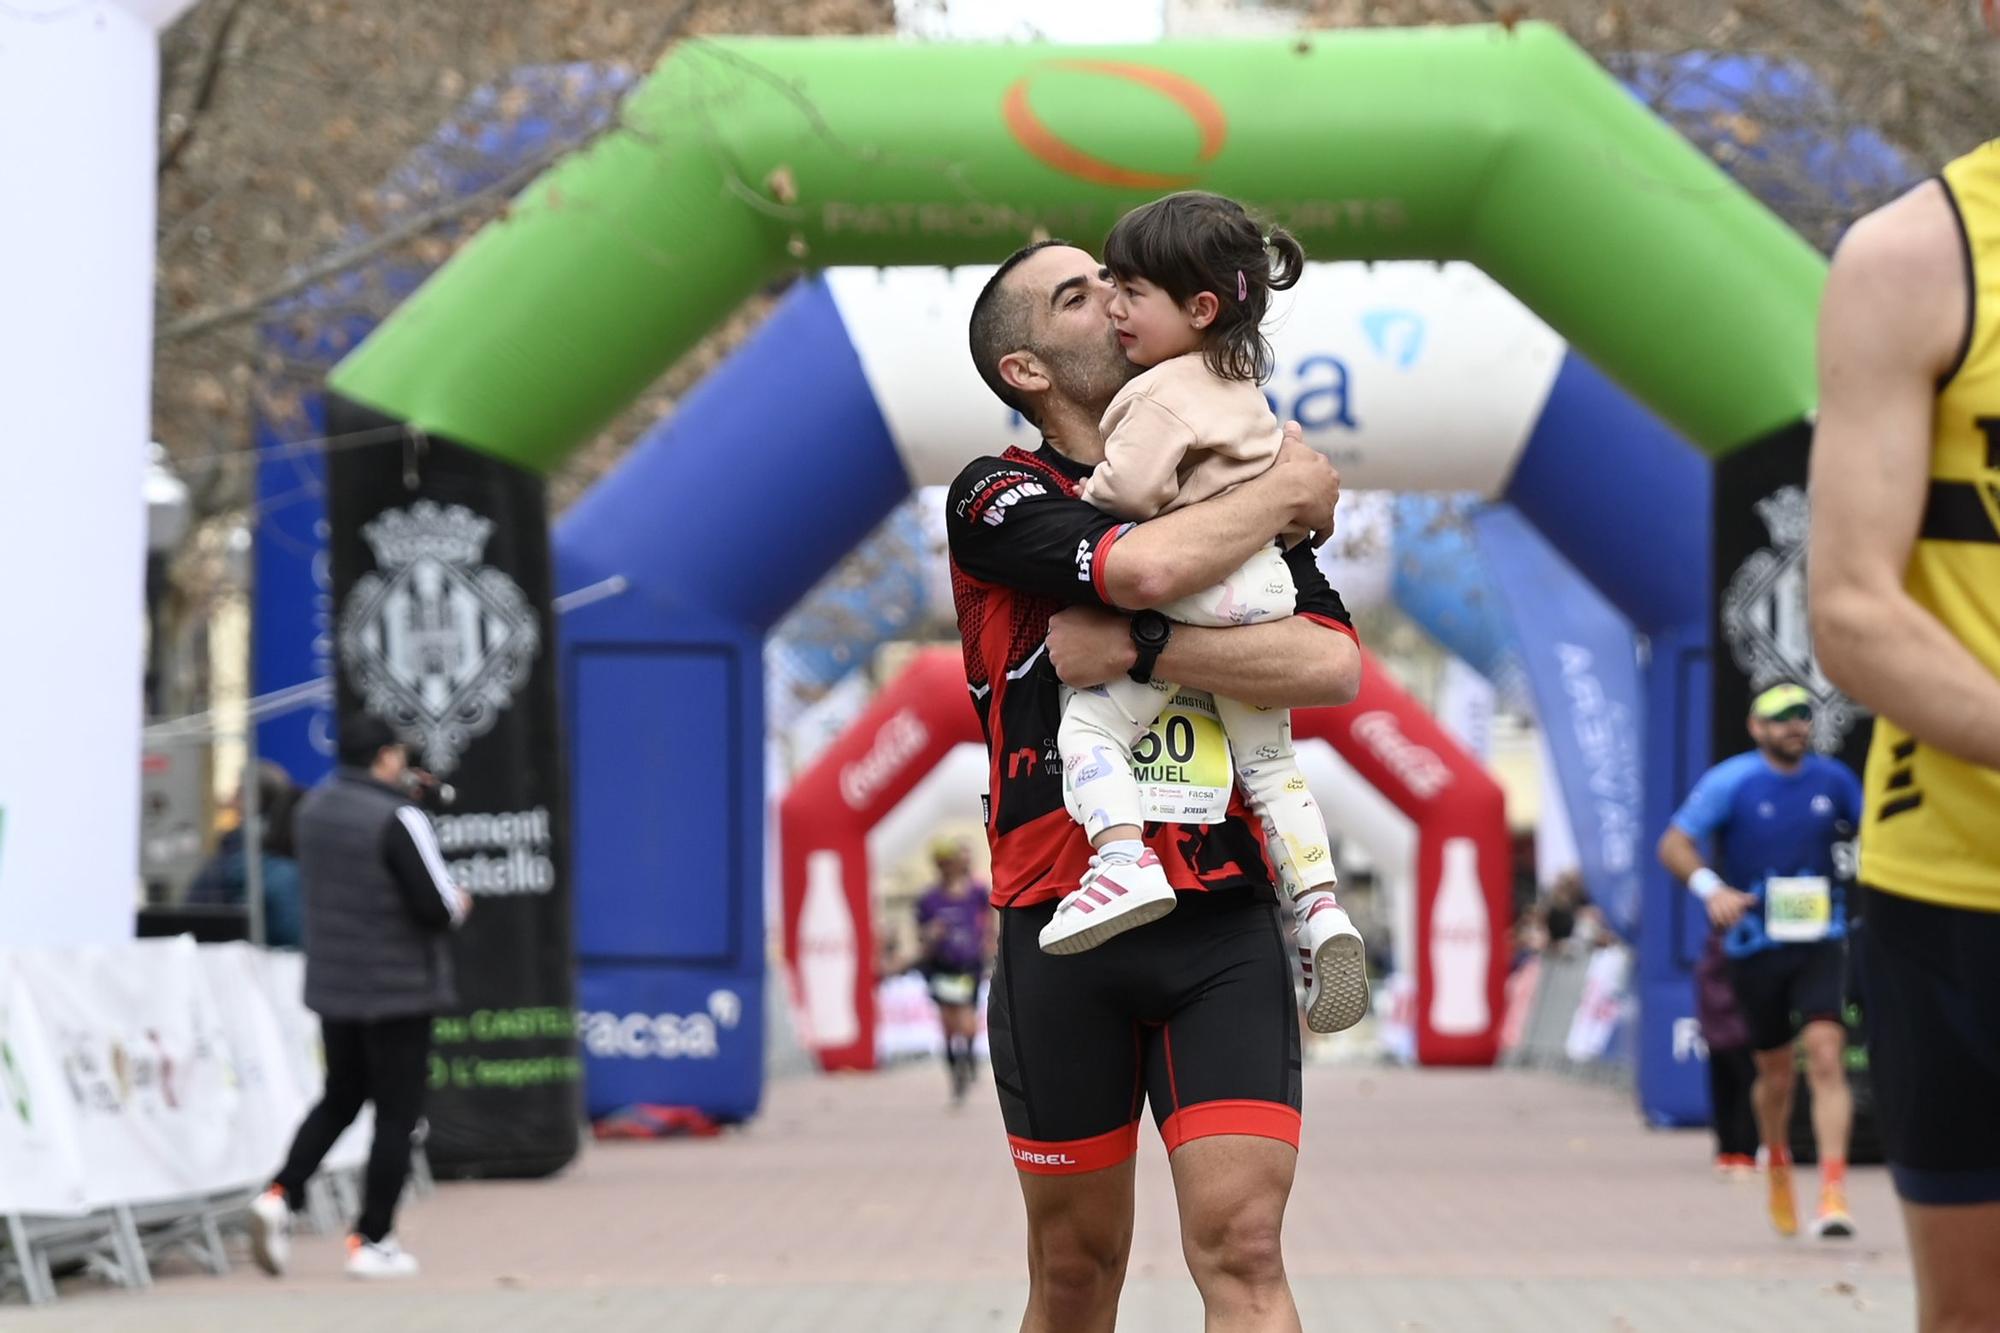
[[1082, 353, 1308, 544]]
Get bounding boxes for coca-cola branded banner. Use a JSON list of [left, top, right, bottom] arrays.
[[781, 647, 1515, 1070], [1299, 665, 1513, 1068], [325, 395, 578, 1178], [779, 651, 978, 1072]]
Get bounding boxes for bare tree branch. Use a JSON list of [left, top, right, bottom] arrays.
[[156, 0, 708, 348], [159, 0, 255, 179], [157, 117, 614, 345]]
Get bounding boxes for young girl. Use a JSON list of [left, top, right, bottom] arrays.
[[1040, 190, 1370, 1036]]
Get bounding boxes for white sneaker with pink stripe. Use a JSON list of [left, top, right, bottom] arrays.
[[1297, 892, 1370, 1034], [1038, 849, 1178, 955]]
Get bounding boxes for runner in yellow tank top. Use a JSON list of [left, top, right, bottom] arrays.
[[1845, 145, 2000, 909], [1810, 23, 2000, 1319]]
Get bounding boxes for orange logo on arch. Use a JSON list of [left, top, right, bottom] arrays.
[[1002, 60, 1227, 191]]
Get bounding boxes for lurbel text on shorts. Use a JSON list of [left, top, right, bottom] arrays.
[[1011, 1148, 1078, 1166]]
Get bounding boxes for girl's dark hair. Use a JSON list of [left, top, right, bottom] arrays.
[[1102, 191, 1304, 383]]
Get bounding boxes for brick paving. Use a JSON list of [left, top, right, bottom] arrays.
[[29, 1063, 1914, 1331]]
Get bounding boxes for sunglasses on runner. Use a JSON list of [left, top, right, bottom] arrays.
[[1765, 704, 1812, 723]]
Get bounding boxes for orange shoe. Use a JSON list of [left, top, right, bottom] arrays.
[[1811, 1186, 1856, 1240], [1768, 1163, 1799, 1237], [1714, 1153, 1757, 1179]]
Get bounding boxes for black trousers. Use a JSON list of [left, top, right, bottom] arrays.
[[273, 1014, 433, 1243], [1708, 1045, 1759, 1158]]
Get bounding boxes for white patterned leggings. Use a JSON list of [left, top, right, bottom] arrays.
[[1057, 543, 1338, 899]]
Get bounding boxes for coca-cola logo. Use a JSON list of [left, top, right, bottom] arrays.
[[1352, 711, 1453, 799], [839, 710, 930, 810]]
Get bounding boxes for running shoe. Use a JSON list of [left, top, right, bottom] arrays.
[[1713, 1153, 1758, 1179], [346, 1234, 420, 1279], [1768, 1163, 1799, 1238], [247, 1185, 290, 1277], [1811, 1187, 1856, 1240]]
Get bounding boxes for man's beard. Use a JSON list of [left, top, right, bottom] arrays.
[[1039, 323, 1138, 418], [1763, 735, 1809, 761]]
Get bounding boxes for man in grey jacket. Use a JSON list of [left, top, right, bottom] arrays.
[[249, 714, 470, 1280]]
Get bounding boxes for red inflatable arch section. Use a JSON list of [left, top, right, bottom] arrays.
[[780, 645, 1509, 1072]]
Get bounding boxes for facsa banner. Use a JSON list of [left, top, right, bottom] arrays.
[[826, 262, 1567, 496], [1475, 504, 1646, 939]]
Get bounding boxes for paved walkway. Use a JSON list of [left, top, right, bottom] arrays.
[[31, 1064, 1914, 1331]]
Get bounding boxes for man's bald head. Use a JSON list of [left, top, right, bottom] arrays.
[[967, 242, 1135, 432], [968, 239, 1066, 424]]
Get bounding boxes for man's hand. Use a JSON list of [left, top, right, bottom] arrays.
[[1705, 886, 1756, 929], [1269, 423, 1340, 546], [1047, 606, 1136, 689]]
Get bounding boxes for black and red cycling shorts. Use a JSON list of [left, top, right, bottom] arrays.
[[987, 889, 1302, 1175]]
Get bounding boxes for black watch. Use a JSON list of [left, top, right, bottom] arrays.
[[1128, 610, 1172, 684]]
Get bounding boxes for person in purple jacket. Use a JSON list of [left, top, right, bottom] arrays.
[[915, 838, 996, 1104]]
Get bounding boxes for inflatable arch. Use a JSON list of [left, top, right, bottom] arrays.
[[554, 258, 1697, 1116], [780, 648, 1508, 1069], [834, 701, 1428, 1070], [319, 27, 1824, 1128], [328, 27, 1820, 461]]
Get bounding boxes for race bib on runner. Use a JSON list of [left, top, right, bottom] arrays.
[[1136, 691, 1234, 826], [928, 973, 977, 1006], [1764, 876, 1832, 943]]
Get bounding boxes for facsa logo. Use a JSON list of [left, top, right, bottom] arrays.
[[579, 991, 741, 1061], [1360, 309, 1426, 369], [1011, 1147, 1079, 1167]]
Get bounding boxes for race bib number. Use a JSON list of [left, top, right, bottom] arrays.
[[1136, 691, 1234, 826], [928, 973, 977, 1007], [1765, 876, 1832, 943]]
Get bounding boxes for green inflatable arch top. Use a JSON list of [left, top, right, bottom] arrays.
[[328, 23, 1826, 474]]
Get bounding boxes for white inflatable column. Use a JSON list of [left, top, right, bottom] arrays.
[[0, 0, 195, 944]]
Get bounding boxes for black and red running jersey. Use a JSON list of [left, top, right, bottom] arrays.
[[945, 443, 1357, 911]]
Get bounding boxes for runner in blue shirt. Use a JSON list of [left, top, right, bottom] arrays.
[[1658, 683, 1863, 1242]]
